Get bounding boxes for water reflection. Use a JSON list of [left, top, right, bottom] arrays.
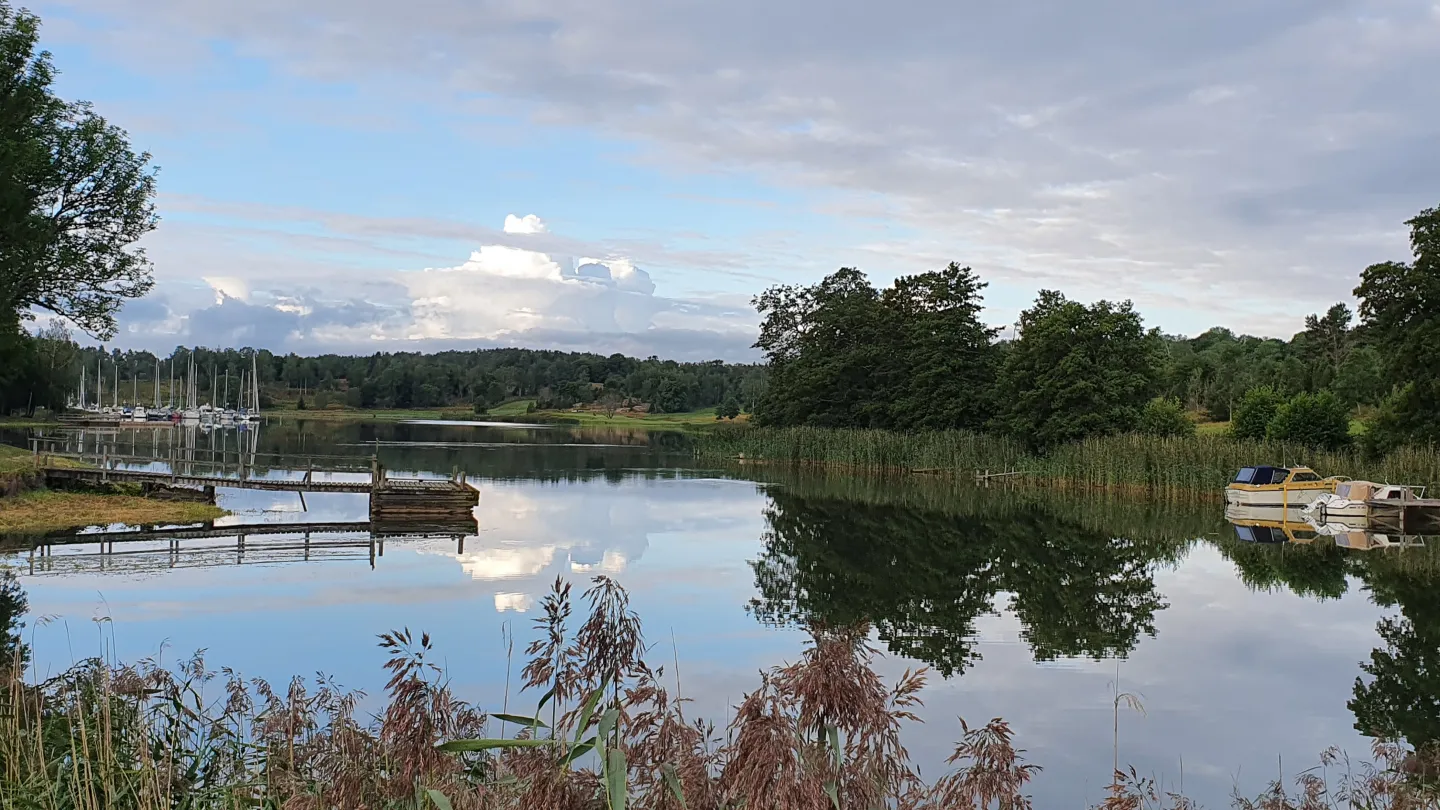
[[5, 424, 1440, 800], [747, 474, 1202, 676]]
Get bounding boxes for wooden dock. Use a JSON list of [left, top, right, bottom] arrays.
[[1369, 498, 1440, 534], [31, 444, 478, 522]]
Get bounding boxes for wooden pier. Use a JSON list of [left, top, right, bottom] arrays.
[[31, 441, 478, 522]]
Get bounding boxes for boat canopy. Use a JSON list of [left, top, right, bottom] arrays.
[[1233, 466, 1289, 485]]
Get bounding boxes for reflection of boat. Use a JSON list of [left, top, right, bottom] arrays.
[[1224, 504, 1321, 543], [1226, 503, 1431, 550], [1225, 466, 1340, 507], [1306, 481, 1427, 519]]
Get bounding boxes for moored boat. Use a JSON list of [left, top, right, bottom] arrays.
[[1304, 481, 1427, 519], [1225, 465, 1341, 508]]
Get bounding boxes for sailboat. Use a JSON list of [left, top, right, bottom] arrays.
[[181, 353, 200, 422], [241, 354, 262, 422]]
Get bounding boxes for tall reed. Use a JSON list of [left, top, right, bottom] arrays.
[[698, 426, 1440, 495]]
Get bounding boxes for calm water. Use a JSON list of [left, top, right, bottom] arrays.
[[2, 420, 1435, 806]]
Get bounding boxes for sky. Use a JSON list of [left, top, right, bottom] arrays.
[[23, 0, 1440, 361]]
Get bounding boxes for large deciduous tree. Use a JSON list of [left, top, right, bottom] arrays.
[[751, 263, 996, 430], [994, 291, 1162, 450], [1, 1, 158, 339], [1354, 205, 1440, 451]]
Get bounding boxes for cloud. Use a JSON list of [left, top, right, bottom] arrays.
[[503, 213, 548, 234], [46, 0, 1440, 336], [110, 214, 758, 359]]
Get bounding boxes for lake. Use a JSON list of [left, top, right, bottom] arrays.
[[1, 419, 1432, 807]]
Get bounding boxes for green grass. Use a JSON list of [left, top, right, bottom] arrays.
[[696, 425, 1440, 494], [0, 490, 226, 534]]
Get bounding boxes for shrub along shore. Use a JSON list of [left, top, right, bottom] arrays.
[[695, 425, 1440, 495]]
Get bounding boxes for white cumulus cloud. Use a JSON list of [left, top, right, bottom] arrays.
[[503, 213, 549, 234]]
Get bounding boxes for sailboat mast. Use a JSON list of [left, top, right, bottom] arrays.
[[154, 358, 160, 408], [113, 359, 118, 409], [224, 372, 229, 410]]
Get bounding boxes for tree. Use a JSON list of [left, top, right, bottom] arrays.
[[1137, 396, 1195, 438], [1297, 303, 1353, 388], [1353, 204, 1440, 448], [717, 395, 741, 420], [752, 268, 892, 427], [1332, 346, 1386, 408], [1, 3, 158, 338], [994, 291, 1162, 450], [1230, 386, 1283, 441], [1266, 391, 1352, 450], [881, 263, 999, 430], [600, 391, 622, 418]]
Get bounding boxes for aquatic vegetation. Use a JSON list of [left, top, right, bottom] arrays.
[[697, 426, 1440, 494], [3, 575, 1437, 809]]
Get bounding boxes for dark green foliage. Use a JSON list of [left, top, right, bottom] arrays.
[[1231, 386, 1283, 441], [752, 263, 997, 430], [54, 344, 764, 416], [752, 267, 895, 427], [0, 317, 77, 415], [1332, 346, 1387, 407], [295, 395, 307, 410], [881, 263, 1000, 431], [1137, 396, 1195, 438], [994, 291, 1161, 450], [0, 2, 157, 338], [1354, 205, 1440, 449], [717, 395, 740, 420], [1265, 390, 1352, 450]]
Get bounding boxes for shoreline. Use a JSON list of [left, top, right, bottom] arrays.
[[695, 425, 1440, 494], [0, 490, 227, 535]]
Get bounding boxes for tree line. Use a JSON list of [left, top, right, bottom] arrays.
[[752, 204, 1440, 454], [62, 345, 765, 415]]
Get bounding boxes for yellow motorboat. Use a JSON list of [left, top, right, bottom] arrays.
[[1224, 465, 1341, 508]]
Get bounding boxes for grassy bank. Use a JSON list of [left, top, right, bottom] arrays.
[[0, 490, 226, 534], [697, 425, 1440, 495], [2, 575, 1432, 809]]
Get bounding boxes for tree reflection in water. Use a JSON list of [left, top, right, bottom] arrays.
[[747, 472, 1210, 676]]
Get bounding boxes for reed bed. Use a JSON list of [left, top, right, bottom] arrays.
[[700, 426, 1440, 495], [4, 575, 1437, 809]]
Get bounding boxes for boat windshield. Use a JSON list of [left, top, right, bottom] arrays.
[[1290, 471, 1322, 482], [1233, 467, 1257, 484]]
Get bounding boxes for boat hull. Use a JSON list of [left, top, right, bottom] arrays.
[[1224, 487, 1329, 507]]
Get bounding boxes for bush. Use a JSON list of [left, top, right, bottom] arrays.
[[1266, 390, 1351, 450], [1231, 386, 1283, 441], [1137, 396, 1195, 438], [717, 395, 742, 421]]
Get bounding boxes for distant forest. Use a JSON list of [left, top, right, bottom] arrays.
[[59, 346, 768, 415]]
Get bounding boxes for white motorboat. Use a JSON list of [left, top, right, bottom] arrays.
[[1306, 481, 1427, 520]]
